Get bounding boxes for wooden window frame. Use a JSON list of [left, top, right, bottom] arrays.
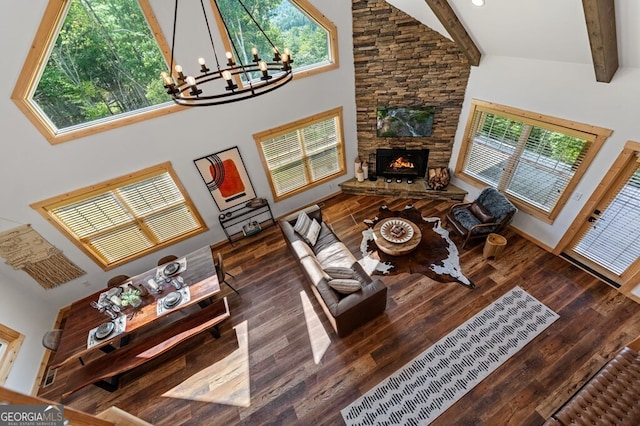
[[0, 324, 25, 386], [254, 107, 346, 202], [211, 0, 339, 84], [456, 99, 612, 223], [31, 162, 207, 271], [11, 0, 180, 145]]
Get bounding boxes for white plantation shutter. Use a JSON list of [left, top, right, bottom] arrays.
[[258, 109, 344, 199], [48, 169, 203, 266], [463, 109, 591, 214]]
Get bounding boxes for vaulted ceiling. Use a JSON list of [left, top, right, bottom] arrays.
[[387, 0, 636, 82]]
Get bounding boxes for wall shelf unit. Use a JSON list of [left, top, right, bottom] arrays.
[[218, 199, 275, 244]]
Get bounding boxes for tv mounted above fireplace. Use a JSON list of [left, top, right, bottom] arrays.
[[376, 106, 434, 137]]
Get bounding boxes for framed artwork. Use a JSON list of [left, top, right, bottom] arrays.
[[194, 146, 256, 211]]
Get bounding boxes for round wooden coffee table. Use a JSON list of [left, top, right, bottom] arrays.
[[373, 217, 422, 256]]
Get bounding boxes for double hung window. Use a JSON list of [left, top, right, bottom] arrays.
[[255, 107, 346, 201], [32, 163, 206, 269], [457, 100, 611, 221]]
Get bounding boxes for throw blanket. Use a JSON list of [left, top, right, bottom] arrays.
[[362, 205, 474, 288]]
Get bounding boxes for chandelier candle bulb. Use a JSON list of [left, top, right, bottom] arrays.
[[281, 54, 291, 70], [198, 57, 209, 73], [161, 71, 172, 86], [225, 51, 235, 66], [186, 76, 202, 96], [222, 70, 237, 90], [162, 0, 293, 106], [259, 61, 271, 80]]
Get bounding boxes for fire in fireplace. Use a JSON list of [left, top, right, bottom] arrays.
[[376, 148, 429, 183]]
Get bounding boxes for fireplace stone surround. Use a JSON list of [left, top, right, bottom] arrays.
[[350, 0, 471, 202]]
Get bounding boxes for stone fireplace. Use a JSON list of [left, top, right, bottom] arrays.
[[346, 0, 472, 201]]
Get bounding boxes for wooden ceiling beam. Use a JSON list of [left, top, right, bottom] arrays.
[[424, 0, 481, 66], [582, 0, 618, 83]]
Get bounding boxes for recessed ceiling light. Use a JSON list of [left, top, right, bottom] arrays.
[[472, 0, 485, 6]]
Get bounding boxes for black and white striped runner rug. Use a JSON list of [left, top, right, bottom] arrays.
[[341, 286, 559, 425]]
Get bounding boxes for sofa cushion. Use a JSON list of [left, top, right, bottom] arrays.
[[328, 278, 362, 294], [316, 242, 358, 269], [300, 256, 332, 286], [313, 222, 340, 254], [324, 266, 355, 279], [470, 201, 494, 223], [291, 240, 314, 260]]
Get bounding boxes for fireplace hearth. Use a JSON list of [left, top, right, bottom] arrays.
[[376, 149, 429, 183]]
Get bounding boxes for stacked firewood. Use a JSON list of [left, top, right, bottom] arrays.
[[427, 167, 450, 190]]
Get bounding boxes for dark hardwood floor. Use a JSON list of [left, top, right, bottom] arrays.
[[38, 193, 640, 425]]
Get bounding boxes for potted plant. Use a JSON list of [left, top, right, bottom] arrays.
[[120, 287, 142, 308]]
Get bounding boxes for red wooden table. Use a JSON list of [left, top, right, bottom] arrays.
[[51, 245, 221, 368]]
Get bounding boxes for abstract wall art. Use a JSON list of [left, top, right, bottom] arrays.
[[194, 146, 256, 211]]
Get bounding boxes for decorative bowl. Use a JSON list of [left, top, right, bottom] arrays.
[[380, 219, 414, 244]]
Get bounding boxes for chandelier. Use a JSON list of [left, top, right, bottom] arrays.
[[161, 0, 293, 107]]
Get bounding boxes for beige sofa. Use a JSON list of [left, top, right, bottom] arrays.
[[279, 204, 387, 337]]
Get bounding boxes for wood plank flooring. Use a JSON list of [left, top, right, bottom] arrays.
[[38, 194, 640, 425]]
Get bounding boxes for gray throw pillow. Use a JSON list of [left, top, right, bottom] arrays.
[[328, 278, 362, 294], [304, 219, 321, 246], [293, 211, 312, 236], [323, 266, 355, 279]]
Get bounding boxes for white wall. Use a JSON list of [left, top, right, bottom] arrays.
[[450, 55, 640, 249], [0, 0, 356, 391], [0, 273, 59, 393]]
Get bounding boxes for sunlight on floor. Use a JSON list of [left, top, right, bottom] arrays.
[[162, 321, 250, 407], [300, 290, 331, 364]]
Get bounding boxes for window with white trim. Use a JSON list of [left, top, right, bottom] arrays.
[[254, 107, 346, 201], [457, 100, 612, 221], [32, 163, 206, 270]]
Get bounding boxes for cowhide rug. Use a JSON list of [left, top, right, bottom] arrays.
[[360, 204, 474, 289]]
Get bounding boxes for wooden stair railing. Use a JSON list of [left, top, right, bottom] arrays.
[[0, 386, 114, 426]]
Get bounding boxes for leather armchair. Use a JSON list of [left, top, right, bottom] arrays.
[[445, 187, 517, 248]]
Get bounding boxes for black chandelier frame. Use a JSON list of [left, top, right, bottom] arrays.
[[163, 0, 293, 107]]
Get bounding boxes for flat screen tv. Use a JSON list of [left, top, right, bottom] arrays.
[[376, 106, 434, 137]]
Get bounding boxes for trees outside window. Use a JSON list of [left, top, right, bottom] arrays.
[[33, 0, 170, 130], [13, 0, 175, 143], [215, 0, 336, 82]]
